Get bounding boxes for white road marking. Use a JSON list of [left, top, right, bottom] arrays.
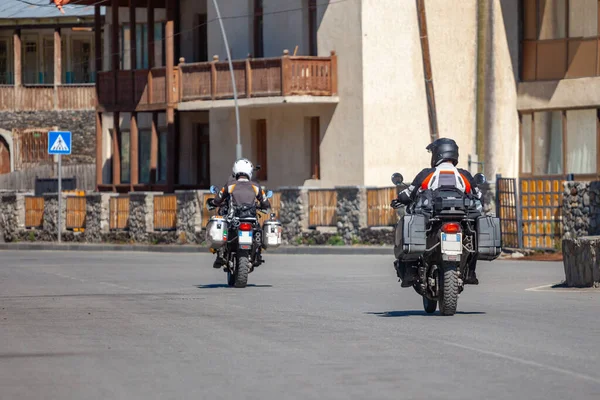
[[443, 341, 600, 385]]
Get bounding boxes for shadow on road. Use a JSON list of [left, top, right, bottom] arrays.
[[195, 284, 273, 289], [366, 310, 486, 317]]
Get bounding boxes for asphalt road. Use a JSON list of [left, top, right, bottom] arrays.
[[1, 251, 599, 400]]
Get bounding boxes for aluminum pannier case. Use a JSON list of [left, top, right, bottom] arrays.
[[394, 214, 427, 261], [262, 219, 283, 249], [476, 215, 501, 261], [206, 216, 228, 248]]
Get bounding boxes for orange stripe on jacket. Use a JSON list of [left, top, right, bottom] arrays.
[[421, 172, 435, 190], [460, 174, 471, 193]]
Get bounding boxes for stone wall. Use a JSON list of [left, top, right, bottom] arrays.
[[0, 192, 19, 242], [0, 111, 95, 165], [562, 181, 600, 240], [0, 185, 497, 247]]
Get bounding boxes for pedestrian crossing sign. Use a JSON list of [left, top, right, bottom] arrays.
[[48, 131, 72, 155]]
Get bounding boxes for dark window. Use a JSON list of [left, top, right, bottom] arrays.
[[254, 119, 267, 181], [310, 116, 320, 179], [195, 14, 208, 62], [308, 0, 318, 56], [195, 123, 210, 187], [253, 0, 264, 57]]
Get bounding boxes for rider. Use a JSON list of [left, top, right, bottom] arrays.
[[392, 138, 483, 286], [207, 158, 271, 269]]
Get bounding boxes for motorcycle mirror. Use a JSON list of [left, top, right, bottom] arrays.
[[209, 185, 218, 194], [255, 165, 262, 171], [474, 173, 487, 185], [391, 173, 404, 186], [266, 190, 273, 199]]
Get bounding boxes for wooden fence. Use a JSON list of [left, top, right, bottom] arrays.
[[0, 84, 95, 111], [24, 196, 44, 228], [367, 187, 399, 226], [109, 196, 130, 230], [0, 163, 95, 191], [66, 196, 86, 231], [308, 190, 337, 227], [154, 195, 177, 230]]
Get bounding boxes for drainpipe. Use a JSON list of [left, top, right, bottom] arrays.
[[416, 0, 439, 143], [475, 0, 489, 173]]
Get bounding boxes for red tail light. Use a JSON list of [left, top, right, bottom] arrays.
[[442, 223, 461, 234], [239, 222, 253, 231]]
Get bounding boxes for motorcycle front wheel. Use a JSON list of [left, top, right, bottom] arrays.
[[423, 296, 437, 314]]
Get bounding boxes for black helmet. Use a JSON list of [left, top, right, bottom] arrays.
[[426, 138, 459, 168]]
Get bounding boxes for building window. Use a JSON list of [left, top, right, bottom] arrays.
[[308, 0, 318, 56], [0, 40, 11, 84], [521, 109, 599, 177], [121, 22, 164, 70], [309, 116, 320, 179], [120, 130, 131, 184], [195, 124, 210, 187], [253, 0, 264, 58], [253, 119, 267, 181], [158, 129, 168, 183], [139, 129, 152, 184], [521, 0, 600, 81], [195, 14, 208, 62]]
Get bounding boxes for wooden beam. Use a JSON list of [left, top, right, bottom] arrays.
[[96, 112, 103, 187], [147, 0, 155, 69], [13, 29, 21, 86], [95, 5, 102, 104], [130, 112, 139, 185], [150, 112, 158, 183], [112, 112, 121, 185], [166, 107, 175, 192], [166, 0, 174, 104], [111, 0, 119, 105], [0, 23, 96, 31]]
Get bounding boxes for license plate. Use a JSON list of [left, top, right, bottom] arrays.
[[238, 230, 253, 245], [441, 233, 462, 254]]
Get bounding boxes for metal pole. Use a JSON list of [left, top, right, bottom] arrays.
[[58, 154, 62, 244], [211, 0, 242, 159]]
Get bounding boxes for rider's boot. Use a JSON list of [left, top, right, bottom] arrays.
[[464, 259, 479, 285], [213, 248, 226, 269], [395, 260, 416, 287]]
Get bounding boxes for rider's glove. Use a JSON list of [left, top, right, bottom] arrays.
[[206, 198, 216, 209], [390, 199, 403, 209]]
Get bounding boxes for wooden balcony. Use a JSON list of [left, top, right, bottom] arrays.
[[95, 52, 338, 112], [179, 52, 338, 102], [0, 84, 96, 111]]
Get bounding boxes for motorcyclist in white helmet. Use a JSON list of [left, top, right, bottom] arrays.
[[207, 158, 271, 269]]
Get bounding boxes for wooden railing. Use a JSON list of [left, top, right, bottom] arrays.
[[25, 196, 44, 228], [308, 190, 337, 227], [66, 196, 87, 231], [154, 195, 177, 230], [97, 67, 180, 110], [109, 196, 130, 230], [367, 187, 399, 227], [179, 52, 337, 102], [0, 84, 95, 111]]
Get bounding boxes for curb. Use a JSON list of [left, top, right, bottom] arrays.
[[0, 242, 394, 256]]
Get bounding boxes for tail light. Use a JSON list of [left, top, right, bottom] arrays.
[[239, 222, 253, 231], [442, 222, 461, 234]]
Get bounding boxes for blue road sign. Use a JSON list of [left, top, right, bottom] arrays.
[[48, 131, 72, 155]]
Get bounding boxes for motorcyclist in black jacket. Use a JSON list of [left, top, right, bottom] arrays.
[[392, 138, 483, 286]]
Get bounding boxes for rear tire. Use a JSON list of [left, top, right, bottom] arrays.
[[234, 257, 250, 288], [439, 265, 459, 316], [423, 296, 437, 314]]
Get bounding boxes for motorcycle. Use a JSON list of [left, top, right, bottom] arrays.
[[390, 172, 501, 316], [205, 185, 282, 288]]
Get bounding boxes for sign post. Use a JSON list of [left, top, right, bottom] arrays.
[[48, 131, 72, 244]]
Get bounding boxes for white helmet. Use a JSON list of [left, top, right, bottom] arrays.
[[232, 158, 253, 180]]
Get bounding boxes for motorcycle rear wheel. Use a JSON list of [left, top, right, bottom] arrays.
[[439, 265, 459, 316], [234, 257, 250, 288]]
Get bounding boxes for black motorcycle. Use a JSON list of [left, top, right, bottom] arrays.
[[206, 185, 275, 288], [390, 172, 501, 316]]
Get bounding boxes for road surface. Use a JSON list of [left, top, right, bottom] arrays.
[[1, 251, 599, 400]]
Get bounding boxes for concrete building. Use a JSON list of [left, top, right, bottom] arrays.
[[62, 0, 599, 192]]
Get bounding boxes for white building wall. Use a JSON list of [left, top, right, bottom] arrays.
[[361, 0, 430, 187]]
